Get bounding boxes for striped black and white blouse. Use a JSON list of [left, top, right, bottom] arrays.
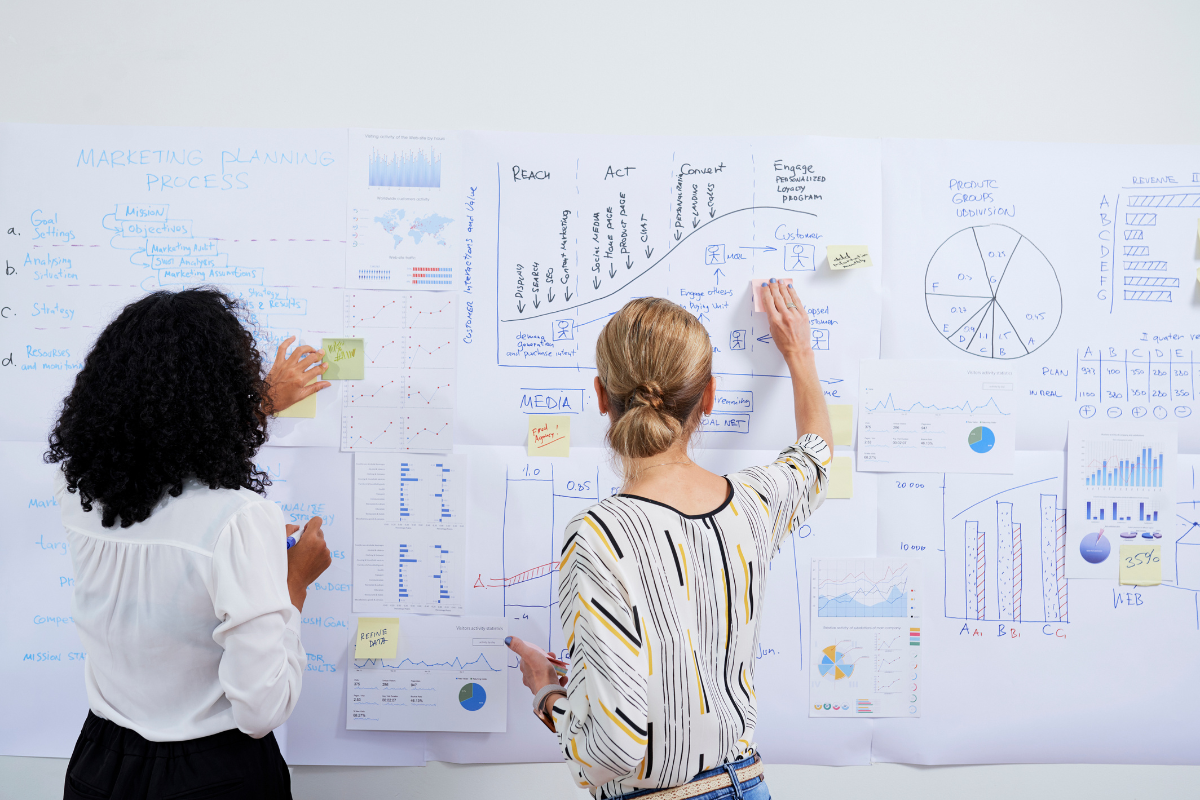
[[549, 434, 831, 797]]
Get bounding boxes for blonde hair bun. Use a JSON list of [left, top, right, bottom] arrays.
[[595, 298, 713, 463]]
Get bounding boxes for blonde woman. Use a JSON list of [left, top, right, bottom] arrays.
[[507, 279, 832, 800]]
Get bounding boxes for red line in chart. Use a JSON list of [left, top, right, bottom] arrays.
[[409, 384, 451, 405], [490, 560, 561, 588], [348, 298, 401, 327], [407, 422, 450, 446], [408, 342, 453, 368], [408, 299, 455, 327], [345, 420, 396, 448], [368, 340, 397, 365], [348, 379, 397, 401]]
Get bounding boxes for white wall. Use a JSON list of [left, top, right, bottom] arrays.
[[2, 1, 1199, 797]]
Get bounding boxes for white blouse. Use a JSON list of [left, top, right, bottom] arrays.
[[549, 435, 830, 798], [58, 474, 305, 742]]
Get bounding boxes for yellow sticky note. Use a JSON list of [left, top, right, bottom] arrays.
[[828, 404, 853, 446], [1119, 545, 1161, 586], [355, 617, 399, 659], [827, 245, 873, 270], [827, 456, 853, 499], [528, 415, 570, 457], [322, 338, 365, 381], [751, 278, 795, 312], [274, 376, 319, 419]]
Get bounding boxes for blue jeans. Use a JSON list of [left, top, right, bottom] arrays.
[[614, 754, 770, 800]]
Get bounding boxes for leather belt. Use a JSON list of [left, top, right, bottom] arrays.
[[627, 755, 763, 800]]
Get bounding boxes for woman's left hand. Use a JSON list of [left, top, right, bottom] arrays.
[[506, 635, 567, 695], [265, 336, 331, 414]]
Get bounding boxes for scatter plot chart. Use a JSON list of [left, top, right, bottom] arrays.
[[925, 224, 1061, 359], [353, 453, 466, 614], [811, 558, 921, 717], [341, 290, 455, 452]]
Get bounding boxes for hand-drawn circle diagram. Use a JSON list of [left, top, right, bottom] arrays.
[[925, 224, 1062, 359]]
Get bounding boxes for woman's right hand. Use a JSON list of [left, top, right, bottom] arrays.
[[763, 278, 813, 363], [286, 516, 332, 612]]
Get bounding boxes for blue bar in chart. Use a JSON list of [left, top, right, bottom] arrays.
[[1084, 448, 1163, 487], [369, 147, 442, 188]]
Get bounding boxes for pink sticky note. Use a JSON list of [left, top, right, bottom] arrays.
[[751, 278, 795, 312]]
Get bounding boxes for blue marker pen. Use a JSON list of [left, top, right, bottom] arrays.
[[286, 528, 303, 550]]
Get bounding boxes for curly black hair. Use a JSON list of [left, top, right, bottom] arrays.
[[45, 288, 272, 528]]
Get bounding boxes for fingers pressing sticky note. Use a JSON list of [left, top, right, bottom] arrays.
[[355, 617, 399, 659], [528, 415, 570, 457], [322, 338, 365, 381], [827, 245, 872, 270], [827, 456, 853, 499], [828, 403, 853, 447], [1119, 545, 1161, 586], [751, 278, 795, 312]]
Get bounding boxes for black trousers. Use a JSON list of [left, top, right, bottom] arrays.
[[64, 712, 291, 800]]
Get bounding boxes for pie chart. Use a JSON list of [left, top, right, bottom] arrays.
[[1080, 531, 1111, 564], [968, 426, 995, 454], [925, 225, 1061, 359], [459, 682, 487, 711], [818, 645, 855, 679]]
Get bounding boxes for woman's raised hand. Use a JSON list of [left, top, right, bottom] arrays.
[[763, 279, 813, 363], [265, 336, 331, 414]]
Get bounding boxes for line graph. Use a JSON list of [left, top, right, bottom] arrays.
[[342, 408, 454, 452], [356, 653, 502, 672], [864, 394, 1010, 415], [817, 560, 917, 618], [341, 291, 456, 453]]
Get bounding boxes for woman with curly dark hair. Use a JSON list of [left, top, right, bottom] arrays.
[[46, 287, 333, 800]]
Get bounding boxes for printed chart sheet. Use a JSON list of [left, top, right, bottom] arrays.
[[353, 453, 466, 614], [341, 290, 456, 453], [348, 615, 507, 733], [1067, 421, 1178, 579], [810, 558, 921, 718], [857, 359, 1015, 473], [345, 129, 461, 290]]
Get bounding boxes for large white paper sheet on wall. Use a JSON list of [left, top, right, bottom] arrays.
[[0, 124, 349, 447], [424, 445, 878, 766], [0, 442, 91, 757], [881, 139, 1200, 454], [253, 446, 426, 766], [455, 132, 883, 454], [873, 453, 1200, 764]]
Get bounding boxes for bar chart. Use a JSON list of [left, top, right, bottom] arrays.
[[1083, 447, 1164, 487], [368, 146, 443, 188]]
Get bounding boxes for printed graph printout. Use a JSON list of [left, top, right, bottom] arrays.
[[340, 290, 456, 453], [346, 128, 461, 290], [858, 359, 1015, 474], [353, 453, 466, 614], [1067, 420, 1178, 580], [347, 615, 507, 732], [810, 558, 921, 718]]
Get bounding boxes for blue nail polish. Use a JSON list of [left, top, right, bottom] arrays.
[[504, 636, 513, 645], [769, 278, 776, 283], [761, 282, 767, 287]]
